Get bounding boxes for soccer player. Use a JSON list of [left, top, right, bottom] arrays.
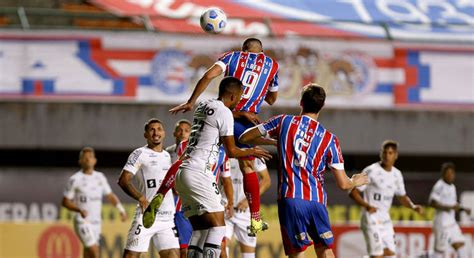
[[220, 158, 271, 258], [429, 162, 471, 258], [240, 84, 368, 258], [174, 76, 272, 258], [118, 118, 180, 258], [172, 139, 230, 258], [165, 119, 192, 162], [62, 147, 127, 258], [170, 38, 279, 234], [349, 140, 423, 258]]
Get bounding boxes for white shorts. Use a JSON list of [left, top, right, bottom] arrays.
[[361, 214, 395, 256], [74, 219, 100, 247], [225, 209, 256, 247], [175, 168, 224, 218], [125, 211, 180, 253], [433, 223, 465, 252]]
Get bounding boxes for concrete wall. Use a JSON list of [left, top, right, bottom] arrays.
[[1, 101, 473, 155]]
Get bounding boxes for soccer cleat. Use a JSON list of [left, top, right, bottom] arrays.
[[142, 193, 163, 228], [247, 218, 269, 236]]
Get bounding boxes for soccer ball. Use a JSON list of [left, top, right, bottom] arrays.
[[200, 7, 227, 34]]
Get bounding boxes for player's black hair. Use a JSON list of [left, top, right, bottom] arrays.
[[382, 140, 398, 151], [242, 38, 262, 51], [79, 146, 95, 159], [174, 119, 191, 131], [441, 162, 455, 174], [218, 76, 243, 97], [144, 118, 163, 131], [300, 83, 326, 114]]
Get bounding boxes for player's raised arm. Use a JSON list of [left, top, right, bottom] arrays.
[[117, 170, 149, 213], [239, 125, 277, 146], [169, 64, 223, 114], [221, 135, 272, 160], [332, 168, 368, 190]]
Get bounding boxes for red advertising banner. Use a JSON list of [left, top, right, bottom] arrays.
[[333, 224, 474, 258]]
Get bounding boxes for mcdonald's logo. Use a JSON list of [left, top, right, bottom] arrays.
[[37, 225, 80, 258]]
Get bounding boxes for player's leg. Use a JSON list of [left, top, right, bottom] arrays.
[[73, 220, 100, 258], [381, 221, 396, 258], [143, 160, 183, 228], [123, 210, 158, 258], [278, 198, 314, 257], [151, 220, 180, 258], [174, 211, 193, 258], [221, 217, 235, 258], [234, 118, 265, 233], [83, 245, 99, 258], [450, 224, 466, 258], [433, 225, 447, 258], [175, 168, 226, 257], [314, 245, 335, 258], [233, 210, 257, 258], [305, 200, 335, 258], [360, 214, 384, 258]]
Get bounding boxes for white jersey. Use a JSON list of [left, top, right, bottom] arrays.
[[165, 143, 179, 163], [357, 162, 406, 221], [181, 99, 234, 175], [429, 179, 457, 226], [63, 171, 112, 224], [123, 146, 175, 221], [220, 158, 267, 207]]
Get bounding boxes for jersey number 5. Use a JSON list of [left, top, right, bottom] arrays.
[[294, 138, 309, 167]]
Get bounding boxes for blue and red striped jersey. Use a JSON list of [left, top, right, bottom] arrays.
[[260, 115, 344, 204], [215, 51, 279, 113]]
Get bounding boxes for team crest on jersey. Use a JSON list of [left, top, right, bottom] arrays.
[[151, 49, 190, 94], [319, 231, 333, 239]]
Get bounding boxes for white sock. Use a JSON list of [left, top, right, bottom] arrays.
[[431, 251, 444, 258], [203, 226, 226, 258], [384, 256, 396, 258], [187, 229, 208, 258], [242, 252, 255, 258]]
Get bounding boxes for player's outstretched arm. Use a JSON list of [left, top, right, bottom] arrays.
[[239, 126, 277, 146], [332, 169, 368, 190], [169, 64, 223, 114], [106, 193, 128, 222], [61, 197, 87, 218], [397, 195, 423, 215], [118, 170, 149, 212], [221, 135, 272, 160]]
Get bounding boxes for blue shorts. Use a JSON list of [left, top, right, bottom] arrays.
[[278, 198, 334, 255], [234, 118, 254, 149], [174, 211, 193, 248]]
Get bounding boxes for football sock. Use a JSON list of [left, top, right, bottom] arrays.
[[203, 226, 225, 258], [243, 172, 260, 220], [187, 229, 208, 258], [157, 159, 182, 195]]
